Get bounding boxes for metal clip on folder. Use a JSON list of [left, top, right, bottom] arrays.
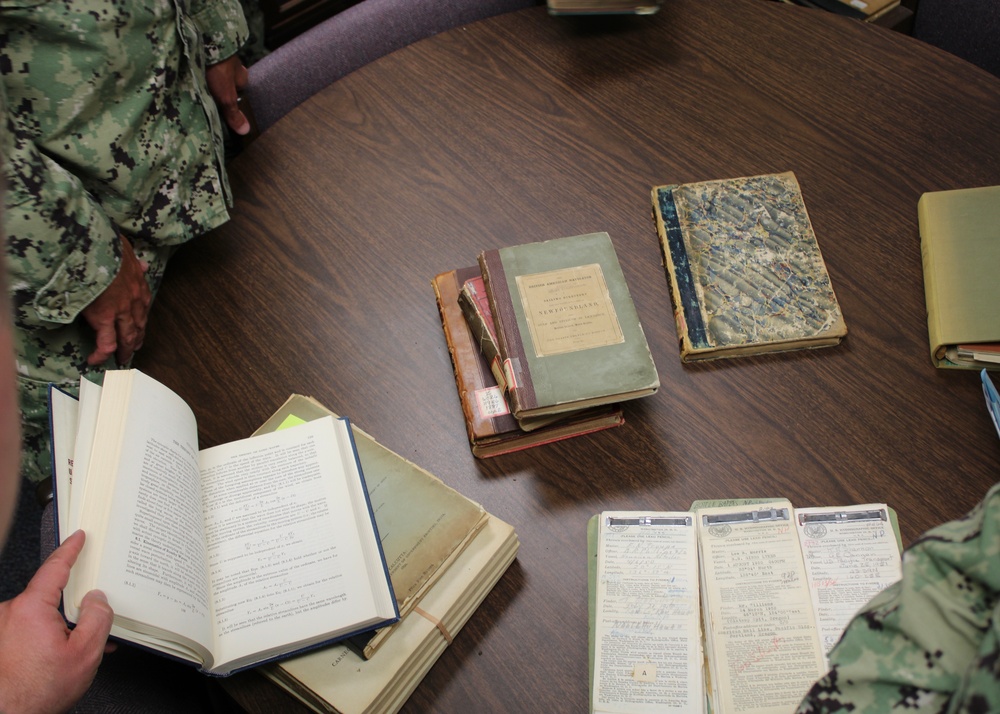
[[605, 515, 692, 527], [702, 507, 789, 526], [797, 508, 887, 525]]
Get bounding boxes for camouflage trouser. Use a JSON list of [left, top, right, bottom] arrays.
[[16, 240, 175, 483], [797, 482, 1000, 713]]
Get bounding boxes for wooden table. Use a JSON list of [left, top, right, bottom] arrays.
[[138, 1, 1000, 710]]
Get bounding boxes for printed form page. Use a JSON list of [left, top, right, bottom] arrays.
[[794, 504, 903, 660], [592, 512, 704, 714], [697, 503, 826, 714]]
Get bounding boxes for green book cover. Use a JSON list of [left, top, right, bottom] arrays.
[[918, 184, 1000, 369], [478, 232, 659, 419]]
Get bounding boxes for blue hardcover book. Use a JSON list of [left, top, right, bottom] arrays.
[[48, 369, 397, 676]]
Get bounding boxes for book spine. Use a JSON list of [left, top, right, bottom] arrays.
[[652, 187, 709, 357], [432, 271, 489, 445], [917, 196, 946, 366], [478, 250, 537, 415]]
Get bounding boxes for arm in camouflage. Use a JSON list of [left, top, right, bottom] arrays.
[[189, 0, 251, 65], [798, 482, 1000, 713], [0, 0, 248, 332], [1, 83, 122, 331]]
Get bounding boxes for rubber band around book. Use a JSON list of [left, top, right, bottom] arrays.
[[414, 606, 454, 644]]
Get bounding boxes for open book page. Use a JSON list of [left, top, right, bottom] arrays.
[[204, 416, 394, 672], [253, 394, 488, 657], [71, 369, 212, 659], [592, 512, 703, 714], [696, 503, 825, 714], [794, 504, 902, 660], [66, 378, 102, 538]]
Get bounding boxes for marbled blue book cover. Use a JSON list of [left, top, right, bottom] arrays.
[[652, 172, 846, 361]]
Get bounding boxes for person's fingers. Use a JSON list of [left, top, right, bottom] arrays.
[[23, 530, 85, 606], [115, 315, 138, 365], [225, 105, 251, 136], [235, 61, 249, 90], [86, 320, 118, 366], [71, 589, 114, 655]]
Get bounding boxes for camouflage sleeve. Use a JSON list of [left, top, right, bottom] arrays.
[[2, 82, 121, 331], [797, 482, 1000, 713], [188, 0, 250, 64]]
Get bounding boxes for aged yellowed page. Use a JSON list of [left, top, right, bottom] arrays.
[[253, 394, 487, 657]]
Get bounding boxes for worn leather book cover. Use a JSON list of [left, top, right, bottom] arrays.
[[918, 184, 1000, 370], [651, 172, 847, 362], [433, 267, 624, 457], [477, 233, 659, 420]]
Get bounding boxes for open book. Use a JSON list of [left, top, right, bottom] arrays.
[[48, 370, 398, 676], [588, 500, 902, 714]]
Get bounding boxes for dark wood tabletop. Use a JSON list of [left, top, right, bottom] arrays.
[[137, 1, 1000, 711]]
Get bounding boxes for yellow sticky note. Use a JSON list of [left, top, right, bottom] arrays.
[[277, 414, 307, 431]]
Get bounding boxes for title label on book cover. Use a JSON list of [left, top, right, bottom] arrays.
[[515, 263, 624, 357]]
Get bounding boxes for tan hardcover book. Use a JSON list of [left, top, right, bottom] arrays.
[[264, 509, 519, 714], [251, 394, 488, 659], [588, 501, 903, 714], [48, 371, 398, 676], [918, 184, 1000, 369], [433, 267, 625, 457], [651, 172, 847, 362], [478, 232, 659, 420]]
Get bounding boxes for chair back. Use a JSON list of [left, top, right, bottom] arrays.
[[244, 0, 542, 136]]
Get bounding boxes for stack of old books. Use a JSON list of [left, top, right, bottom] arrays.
[[433, 231, 660, 457]]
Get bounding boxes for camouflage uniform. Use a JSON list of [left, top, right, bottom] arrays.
[[798, 482, 1000, 713], [1, 0, 248, 482]]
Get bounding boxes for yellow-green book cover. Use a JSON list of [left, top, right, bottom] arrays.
[[918, 184, 1000, 369]]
